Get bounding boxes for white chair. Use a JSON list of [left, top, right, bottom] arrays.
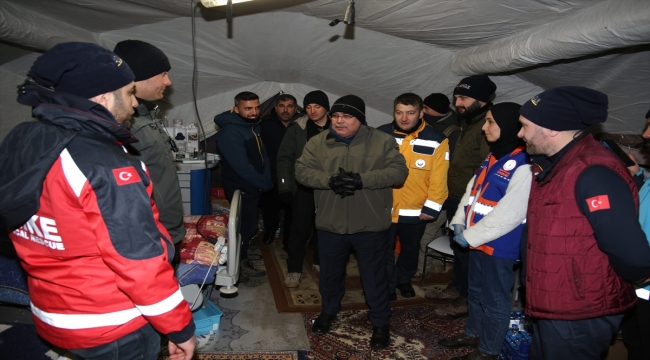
[[422, 235, 454, 284]]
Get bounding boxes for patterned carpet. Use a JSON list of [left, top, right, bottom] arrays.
[[160, 351, 306, 359], [304, 304, 471, 359], [261, 236, 453, 313]]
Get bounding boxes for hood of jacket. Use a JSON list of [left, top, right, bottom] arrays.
[[288, 114, 310, 130], [214, 110, 260, 129]]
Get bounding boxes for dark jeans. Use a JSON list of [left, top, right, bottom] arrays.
[[446, 197, 469, 298], [224, 185, 260, 261], [69, 324, 160, 360], [530, 314, 624, 360], [387, 222, 427, 293], [317, 229, 391, 327], [286, 187, 318, 273], [621, 297, 650, 360], [465, 250, 517, 355], [260, 184, 292, 238]]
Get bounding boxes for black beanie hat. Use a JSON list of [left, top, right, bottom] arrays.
[[330, 95, 366, 125], [645, 108, 650, 120], [28, 42, 134, 99], [423, 93, 450, 114], [303, 90, 330, 111], [519, 86, 608, 131], [453, 75, 497, 103], [113, 40, 171, 82]]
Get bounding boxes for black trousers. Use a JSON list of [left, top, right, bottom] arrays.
[[446, 197, 469, 298], [386, 222, 427, 293], [260, 184, 292, 239], [530, 314, 624, 360], [621, 298, 650, 360], [286, 187, 318, 273], [317, 229, 391, 327], [224, 185, 259, 261]]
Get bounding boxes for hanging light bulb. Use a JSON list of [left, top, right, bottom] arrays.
[[200, 0, 252, 7], [343, 0, 355, 25]]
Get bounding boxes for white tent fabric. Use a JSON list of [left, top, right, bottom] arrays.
[[1, 0, 649, 141]]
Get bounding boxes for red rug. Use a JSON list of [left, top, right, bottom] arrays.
[[304, 304, 472, 359]]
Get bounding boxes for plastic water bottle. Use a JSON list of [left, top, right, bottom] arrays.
[[512, 323, 520, 335]]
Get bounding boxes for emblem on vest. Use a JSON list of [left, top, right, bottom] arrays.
[[503, 160, 517, 171], [415, 159, 426, 168]]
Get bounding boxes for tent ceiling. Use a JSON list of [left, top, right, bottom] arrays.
[[0, 0, 649, 139]]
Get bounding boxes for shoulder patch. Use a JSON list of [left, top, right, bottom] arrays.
[[503, 160, 517, 171], [586, 195, 610, 212], [112, 166, 142, 186]]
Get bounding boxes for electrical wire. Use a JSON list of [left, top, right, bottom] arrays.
[[190, 0, 216, 243]]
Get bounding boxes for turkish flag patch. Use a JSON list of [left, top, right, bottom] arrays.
[[586, 195, 610, 212], [112, 166, 141, 186]]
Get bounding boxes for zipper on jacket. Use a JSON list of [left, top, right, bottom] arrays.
[[252, 126, 265, 166]]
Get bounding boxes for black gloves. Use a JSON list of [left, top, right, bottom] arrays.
[[342, 171, 362, 191], [328, 168, 362, 198], [279, 192, 294, 206]]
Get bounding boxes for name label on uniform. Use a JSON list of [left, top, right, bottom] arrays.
[[13, 215, 65, 250]]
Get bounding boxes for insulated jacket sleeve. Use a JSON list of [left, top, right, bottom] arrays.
[[295, 137, 331, 189], [277, 125, 297, 195], [358, 133, 408, 189], [576, 165, 650, 282], [87, 163, 194, 343], [422, 138, 449, 218], [462, 165, 532, 248]]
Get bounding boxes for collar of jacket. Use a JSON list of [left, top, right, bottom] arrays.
[[326, 124, 369, 144], [21, 84, 137, 144], [135, 98, 158, 117], [32, 103, 138, 145], [463, 105, 491, 126], [535, 131, 588, 181], [289, 114, 310, 130], [391, 118, 424, 136]]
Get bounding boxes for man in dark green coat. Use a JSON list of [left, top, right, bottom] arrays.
[[296, 95, 407, 350]]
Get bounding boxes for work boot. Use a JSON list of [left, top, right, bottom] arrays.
[[312, 313, 336, 334], [241, 259, 266, 277], [284, 272, 301, 288], [449, 349, 497, 360], [370, 325, 390, 350], [425, 283, 460, 303], [262, 228, 277, 244], [433, 297, 468, 319], [396, 283, 415, 298], [438, 334, 480, 348]]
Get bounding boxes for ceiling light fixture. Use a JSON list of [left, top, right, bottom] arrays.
[[200, 0, 253, 7], [329, 0, 355, 26]]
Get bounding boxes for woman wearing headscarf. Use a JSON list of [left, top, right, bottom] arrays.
[[440, 102, 532, 360]]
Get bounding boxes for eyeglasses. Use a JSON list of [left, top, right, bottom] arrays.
[[330, 113, 355, 120]]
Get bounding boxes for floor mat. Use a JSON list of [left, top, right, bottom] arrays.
[[261, 237, 453, 313], [304, 304, 471, 359], [160, 351, 303, 359]]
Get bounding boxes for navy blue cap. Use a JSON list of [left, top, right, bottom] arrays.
[[520, 86, 608, 131], [29, 42, 134, 99]]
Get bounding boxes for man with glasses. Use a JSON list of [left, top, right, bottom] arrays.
[[295, 95, 408, 350]]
